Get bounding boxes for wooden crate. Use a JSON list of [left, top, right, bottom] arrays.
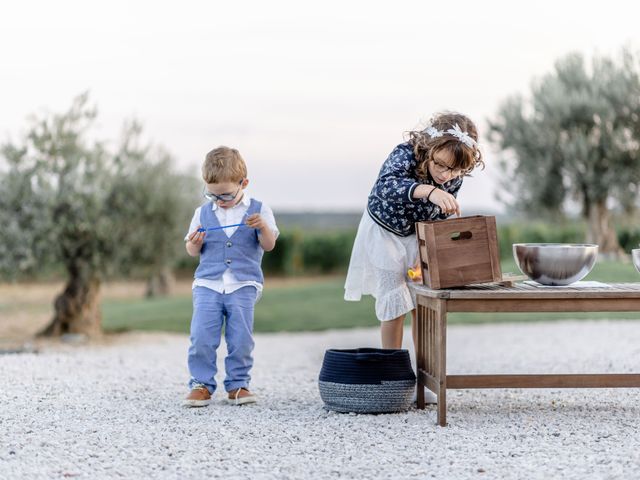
[[416, 215, 502, 289]]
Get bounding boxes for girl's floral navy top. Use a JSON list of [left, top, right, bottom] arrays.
[[367, 142, 463, 237]]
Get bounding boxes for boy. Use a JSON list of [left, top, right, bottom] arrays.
[[183, 146, 278, 407]]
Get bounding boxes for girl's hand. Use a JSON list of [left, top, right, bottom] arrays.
[[429, 188, 461, 217], [187, 225, 206, 246], [246, 213, 267, 231]]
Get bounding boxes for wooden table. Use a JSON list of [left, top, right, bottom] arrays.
[[412, 282, 640, 426]]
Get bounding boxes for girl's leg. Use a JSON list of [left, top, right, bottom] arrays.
[[381, 314, 406, 348], [380, 309, 417, 349], [411, 308, 417, 348]]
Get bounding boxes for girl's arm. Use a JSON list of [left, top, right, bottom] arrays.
[[372, 143, 464, 216], [413, 179, 463, 217], [371, 144, 422, 204], [412, 184, 437, 199]]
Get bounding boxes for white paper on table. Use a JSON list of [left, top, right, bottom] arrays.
[[523, 280, 613, 288]]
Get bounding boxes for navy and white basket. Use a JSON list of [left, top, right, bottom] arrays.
[[318, 348, 416, 413]]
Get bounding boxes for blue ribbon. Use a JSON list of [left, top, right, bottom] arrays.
[[197, 223, 245, 232]]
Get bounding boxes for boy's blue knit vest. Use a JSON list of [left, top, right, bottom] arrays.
[[194, 199, 264, 284]]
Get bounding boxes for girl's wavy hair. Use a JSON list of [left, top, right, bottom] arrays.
[[406, 112, 484, 180]]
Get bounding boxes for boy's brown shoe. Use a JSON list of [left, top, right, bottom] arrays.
[[183, 385, 212, 407], [227, 387, 257, 406]]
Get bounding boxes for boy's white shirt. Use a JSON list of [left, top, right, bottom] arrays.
[[185, 193, 279, 295]]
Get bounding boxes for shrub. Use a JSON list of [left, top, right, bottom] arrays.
[[261, 230, 304, 275], [497, 221, 585, 259], [301, 231, 356, 274], [618, 226, 640, 253]]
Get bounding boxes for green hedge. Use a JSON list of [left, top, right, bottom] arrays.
[[499, 221, 640, 257], [496, 221, 586, 259], [261, 230, 305, 275], [261, 230, 356, 275], [174, 229, 357, 277], [618, 225, 640, 253], [172, 221, 640, 277], [15, 219, 639, 283]]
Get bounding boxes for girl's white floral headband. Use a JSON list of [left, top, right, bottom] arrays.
[[424, 124, 477, 148]]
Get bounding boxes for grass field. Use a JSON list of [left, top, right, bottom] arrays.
[[101, 259, 640, 334]]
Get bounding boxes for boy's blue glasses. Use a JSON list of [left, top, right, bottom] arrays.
[[202, 180, 243, 202]]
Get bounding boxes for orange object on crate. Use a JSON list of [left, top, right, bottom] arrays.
[[415, 215, 502, 289], [407, 267, 422, 281]]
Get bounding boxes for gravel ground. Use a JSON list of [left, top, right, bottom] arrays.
[[2, 320, 640, 479]]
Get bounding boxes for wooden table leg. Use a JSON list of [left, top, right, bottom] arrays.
[[436, 299, 447, 427], [416, 296, 448, 426], [416, 302, 425, 409]]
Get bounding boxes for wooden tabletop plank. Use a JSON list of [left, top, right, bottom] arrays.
[[410, 282, 640, 299]]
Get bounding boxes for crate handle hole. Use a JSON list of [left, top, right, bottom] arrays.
[[450, 231, 473, 241]]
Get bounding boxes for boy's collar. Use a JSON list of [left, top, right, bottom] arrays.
[[210, 192, 251, 211]]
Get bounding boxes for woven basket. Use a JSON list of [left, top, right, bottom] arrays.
[[318, 348, 416, 413]]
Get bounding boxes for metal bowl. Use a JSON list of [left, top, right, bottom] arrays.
[[512, 243, 598, 286], [632, 249, 640, 274]]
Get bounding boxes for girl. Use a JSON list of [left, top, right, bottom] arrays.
[[344, 112, 484, 350]]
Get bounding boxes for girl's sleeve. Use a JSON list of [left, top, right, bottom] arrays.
[[371, 145, 421, 204]]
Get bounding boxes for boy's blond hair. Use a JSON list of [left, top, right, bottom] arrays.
[[202, 146, 247, 183]]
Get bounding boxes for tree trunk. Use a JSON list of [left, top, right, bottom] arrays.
[[585, 200, 625, 260], [145, 267, 175, 298], [39, 272, 102, 338]]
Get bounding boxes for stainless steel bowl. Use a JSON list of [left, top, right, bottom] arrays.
[[512, 243, 598, 286], [632, 249, 640, 274]]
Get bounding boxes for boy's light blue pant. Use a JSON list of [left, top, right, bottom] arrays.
[[187, 286, 257, 394]]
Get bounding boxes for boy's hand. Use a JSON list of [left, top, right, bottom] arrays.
[[246, 213, 267, 231], [429, 188, 461, 217], [187, 225, 206, 246], [246, 213, 276, 251]]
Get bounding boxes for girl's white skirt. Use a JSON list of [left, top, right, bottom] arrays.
[[344, 212, 418, 321]]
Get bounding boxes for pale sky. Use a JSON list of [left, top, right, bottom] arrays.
[[1, 0, 639, 213]]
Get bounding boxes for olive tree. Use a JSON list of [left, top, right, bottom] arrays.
[[107, 121, 197, 297], [489, 49, 640, 256], [0, 93, 194, 336]]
